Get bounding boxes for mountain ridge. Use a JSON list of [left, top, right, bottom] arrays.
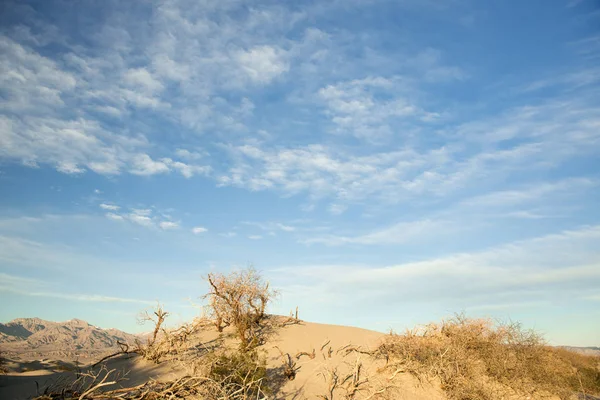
[[0, 317, 140, 361]]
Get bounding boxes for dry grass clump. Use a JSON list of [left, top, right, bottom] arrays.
[[204, 267, 277, 351], [376, 314, 600, 399]]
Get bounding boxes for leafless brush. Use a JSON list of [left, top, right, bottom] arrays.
[[296, 348, 316, 360], [203, 266, 277, 350], [33, 365, 127, 400], [281, 306, 302, 327], [317, 353, 390, 400], [375, 313, 600, 400], [134, 302, 170, 363], [274, 346, 301, 380]]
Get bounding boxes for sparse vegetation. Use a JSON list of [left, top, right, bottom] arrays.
[[134, 302, 170, 363], [274, 346, 301, 380], [375, 314, 600, 400], [0, 349, 7, 374], [206, 347, 271, 398], [13, 277, 600, 400], [204, 267, 277, 350]]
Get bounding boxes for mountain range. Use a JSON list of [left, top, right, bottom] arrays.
[[0, 317, 139, 361]]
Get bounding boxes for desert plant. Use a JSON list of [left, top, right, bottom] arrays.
[[317, 355, 388, 400], [134, 302, 170, 363], [274, 346, 301, 380], [376, 314, 600, 400], [206, 347, 270, 398], [204, 266, 277, 350], [33, 365, 127, 400]]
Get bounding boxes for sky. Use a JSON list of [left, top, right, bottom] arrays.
[[0, 0, 599, 346]]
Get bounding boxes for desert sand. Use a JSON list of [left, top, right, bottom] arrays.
[[0, 318, 445, 400]]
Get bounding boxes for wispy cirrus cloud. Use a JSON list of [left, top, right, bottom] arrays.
[[242, 221, 296, 234], [272, 225, 600, 306], [99, 203, 120, 211], [103, 207, 182, 231], [0, 272, 153, 304], [303, 218, 450, 246]]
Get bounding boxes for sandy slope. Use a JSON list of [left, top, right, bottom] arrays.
[[0, 319, 445, 399], [263, 320, 444, 399]]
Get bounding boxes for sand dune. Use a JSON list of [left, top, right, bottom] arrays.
[[0, 318, 444, 399], [2, 316, 598, 399]]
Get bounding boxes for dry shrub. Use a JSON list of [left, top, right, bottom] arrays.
[[376, 314, 600, 400], [205, 347, 270, 398], [204, 267, 277, 350], [317, 355, 390, 400], [35, 347, 270, 400], [274, 346, 301, 380], [134, 302, 171, 363], [552, 347, 600, 397], [33, 365, 127, 399]]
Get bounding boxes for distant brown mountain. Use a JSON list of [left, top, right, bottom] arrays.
[[560, 346, 600, 357], [0, 317, 139, 361]]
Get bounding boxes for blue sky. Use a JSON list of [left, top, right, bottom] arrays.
[[1, 0, 599, 346]]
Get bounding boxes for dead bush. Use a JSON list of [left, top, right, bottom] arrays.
[[134, 302, 170, 363], [274, 346, 301, 380], [318, 355, 389, 400], [204, 267, 277, 350], [376, 314, 600, 400], [206, 347, 270, 398], [33, 365, 127, 399]]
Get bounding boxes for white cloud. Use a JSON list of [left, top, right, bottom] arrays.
[[165, 159, 211, 178], [100, 203, 120, 211], [317, 77, 428, 140], [130, 154, 170, 176], [105, 212, 124, 221], [0, 34, 211, 178], [218, 89, 600, 208], [192, 226, 208, 234], [56, 161, 85, 174], [128, 214, 153, 227], [131, 208, 152, 216], [126, 209, 154, 227], [220, 232, 237, 238], [175, 149, 205, 161], [218, 143, 454, 203], [272, 225, 600, 304], [1, 0, 598, 221], [242, 221, 297, 233], [236, 45, 289, 84], [276, 223, 295, 232], [123, 67, 164, 93], [304, 218, 449, 246], [457, 178, 596, 210], [159, 221, 180, 230], [248, 235, 263, 240], [328, 203, 347, 215], [0, 272, 152, 304]]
